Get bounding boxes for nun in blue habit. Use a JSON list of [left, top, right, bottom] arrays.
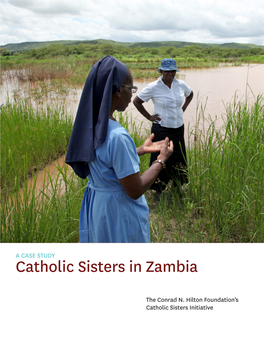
[[65, 55, 173, 243]]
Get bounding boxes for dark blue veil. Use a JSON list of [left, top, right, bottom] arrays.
[[65, 55, 128, 178]]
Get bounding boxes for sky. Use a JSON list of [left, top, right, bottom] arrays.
[[1, 0, 264, 46]]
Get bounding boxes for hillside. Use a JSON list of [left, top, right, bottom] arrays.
[[1, 39, 263, 52]]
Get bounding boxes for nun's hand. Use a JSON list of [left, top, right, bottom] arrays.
[[137, 133, 166, 156], [157, 137, 174, 163]]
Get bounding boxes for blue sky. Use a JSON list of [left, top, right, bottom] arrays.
[[1, 0, 264, 46]]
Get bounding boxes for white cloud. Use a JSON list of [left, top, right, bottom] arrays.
[[234, 15, 250, 25], [0, 0, 263, 46]]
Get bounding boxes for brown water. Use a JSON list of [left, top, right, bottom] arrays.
[[2, 64, 263, 193], [25, 155, 69, 197], [2, 64, 263, 127], [8, 156, 71, 204]]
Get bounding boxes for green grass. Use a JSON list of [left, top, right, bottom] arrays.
[[242, 55, 264, 63], [0, 99, 84, 242], [1, 94, 263, 243], [1, 163, 86, 242], [0, 100, 73, 190], [110, 101, 264, 243], [148, 96, 264, 243]]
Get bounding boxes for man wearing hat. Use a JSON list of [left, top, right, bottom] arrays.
[[133, 58, 193, 199]]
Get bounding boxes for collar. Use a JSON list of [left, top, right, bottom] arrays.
[[157, 76, 177, 87]]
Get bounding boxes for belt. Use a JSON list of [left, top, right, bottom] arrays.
[[87, 182, 124, 193]]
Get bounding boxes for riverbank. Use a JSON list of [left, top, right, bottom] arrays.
[[1, 97, 263, 243], [1, 52, 263, 87]]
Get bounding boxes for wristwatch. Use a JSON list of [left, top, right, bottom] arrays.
[[152, 159, 166, 169]]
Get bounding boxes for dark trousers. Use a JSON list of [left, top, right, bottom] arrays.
[[150, 123, 188, 192]]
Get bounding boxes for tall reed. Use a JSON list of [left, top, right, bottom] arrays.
[[1, 99, 263, 243], [152, 96, 264, 243], [1, 164, 86, 242], [1, 99, 73, 191], [0, 98, 83, 242]]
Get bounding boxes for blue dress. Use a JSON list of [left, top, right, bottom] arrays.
[[79, 119, 150, 243]]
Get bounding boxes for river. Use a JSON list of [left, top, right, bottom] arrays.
[[2, 63, 263, 138]]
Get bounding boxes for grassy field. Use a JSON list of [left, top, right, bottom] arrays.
[[1, 95, 263, 243], [1, 45, 263, 243]]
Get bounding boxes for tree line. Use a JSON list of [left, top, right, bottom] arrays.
[[1, 42, 264, 61]]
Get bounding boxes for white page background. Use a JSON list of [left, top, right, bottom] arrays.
[[1, 243, 263, 341]]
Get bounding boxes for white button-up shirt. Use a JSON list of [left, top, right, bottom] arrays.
[[138, 77, 192, 129]]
